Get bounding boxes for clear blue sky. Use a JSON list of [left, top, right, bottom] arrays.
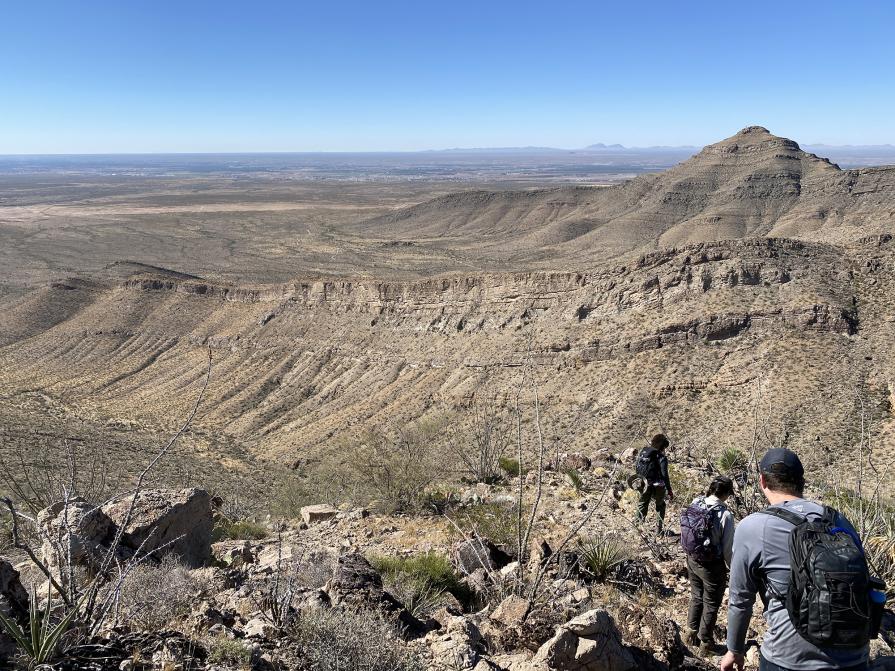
[[2, 0, 893, 153]]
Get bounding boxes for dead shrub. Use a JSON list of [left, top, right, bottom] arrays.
[[116, 555, 211, 631], [288, 607, 425, 671]]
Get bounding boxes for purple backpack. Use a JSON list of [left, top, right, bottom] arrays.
[[680, 498, 723, 563]]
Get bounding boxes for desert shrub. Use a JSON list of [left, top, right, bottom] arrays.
[[117, 555, 209, 630], [444, 401, 513, 484], [716, 448, 747, 475], [268, 474, 318, 519], [278, 421, 445, 515], [347, 422, 445, 513], [0, 441, 111, 516], [212, 517, 269, 542], [576, 534, 629, 582], [370, 552, 471, 612], [668, 464, 701, 505], [498, 456, 524, 477], [293, 548, 337, 589], [823, 488, 895, 597], [288, 607, 425, 671], [206, 635, 252, 666], [456, 501, 518, 549]]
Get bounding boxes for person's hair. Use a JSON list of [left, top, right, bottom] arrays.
[[650, 433, 669, 451], [760, 463, 805, 497], [707, 475, 734, 498]]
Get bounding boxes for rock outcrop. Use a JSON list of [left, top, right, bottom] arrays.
[[38, 489, 213, 574], [102, 488, 213, 567], [532, 609, 637, 671]]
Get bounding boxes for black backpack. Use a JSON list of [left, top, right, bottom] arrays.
[[635, 447, 662, 482], [680, 498, 724, 563], [760, 505, 882, 649]]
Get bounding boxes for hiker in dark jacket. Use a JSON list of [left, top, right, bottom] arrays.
[[682, 475, 735, 656], [720, 448, 871, 671], [635, 433, 674, 531]]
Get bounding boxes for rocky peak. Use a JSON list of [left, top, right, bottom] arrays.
[[696, 125, 804, 157]]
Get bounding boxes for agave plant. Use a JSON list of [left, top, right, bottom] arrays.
[[0, 586, 82, 668]]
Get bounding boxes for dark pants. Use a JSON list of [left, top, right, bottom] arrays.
[[636, 484, 666, 530], [758, 653, 867, 671], [686, 556, 727, 641]]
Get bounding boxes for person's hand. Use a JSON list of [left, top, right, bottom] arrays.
[[720, 651, 744, 671], [667, 491, 675, 503]]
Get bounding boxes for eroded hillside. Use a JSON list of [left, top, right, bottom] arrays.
[[3, 127, 895, 499], [3, 237, 895, 494]]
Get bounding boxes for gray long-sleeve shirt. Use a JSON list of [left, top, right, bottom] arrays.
[[726, 498, 869, 670]]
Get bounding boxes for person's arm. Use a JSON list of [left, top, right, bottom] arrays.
[[660, 455, 674, 499], [721, 509, 735, 568], [726, 517, 761, 655]]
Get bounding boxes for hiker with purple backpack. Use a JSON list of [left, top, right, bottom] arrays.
[[681, 475, 736, 656]]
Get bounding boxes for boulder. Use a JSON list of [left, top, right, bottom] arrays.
[[557, 453, 592, 472], [455, 539, 512, 575], [243, 616, 277, 639], [103, 488, 213, 567], [0, 558, 28, 662], [300, 504, 339, 525], [491, 595, 530, 627], [38, 498, 118, 576], [326, 552, 425, 638], [532, 609, 636, 671], [426, 616, 482, 669]]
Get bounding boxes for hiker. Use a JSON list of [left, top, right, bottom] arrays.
[[634, 433, 675, 531], [720, 448, 886, 671], [681, 475, 735, 656]]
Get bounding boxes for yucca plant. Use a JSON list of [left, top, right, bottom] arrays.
[[0, 586, 82, 668], [716, 448, 747, 475], [576, 534, 629, 582], [563, 467, 587, 494]]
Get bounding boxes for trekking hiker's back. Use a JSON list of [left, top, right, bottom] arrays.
[[721, 448, 887, 671], [681, 475, 735, 656], [634, 433, 674, 532]]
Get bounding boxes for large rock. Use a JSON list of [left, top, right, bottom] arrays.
[[0, 558, 28, 662], [426, 616, 482, 670], [326, 552, 426, 638], [455, 539, 512, 575], [102, 488, 213, 567], [532, 609, 636, 671], [300, 504, 338, 525], [37, 498, 117, 576], [491, 595, 530, 627], [557, 453, 592, 472]]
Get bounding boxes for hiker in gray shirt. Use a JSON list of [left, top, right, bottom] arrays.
[[720, 448, 869, 671]]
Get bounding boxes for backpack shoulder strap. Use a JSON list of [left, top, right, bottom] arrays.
[[758, 505, 805, 527]]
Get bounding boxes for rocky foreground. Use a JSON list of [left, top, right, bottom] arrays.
[[1, 448, 893, 671]]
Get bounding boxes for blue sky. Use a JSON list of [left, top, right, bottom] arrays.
[[2, 1, 893, 153]]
